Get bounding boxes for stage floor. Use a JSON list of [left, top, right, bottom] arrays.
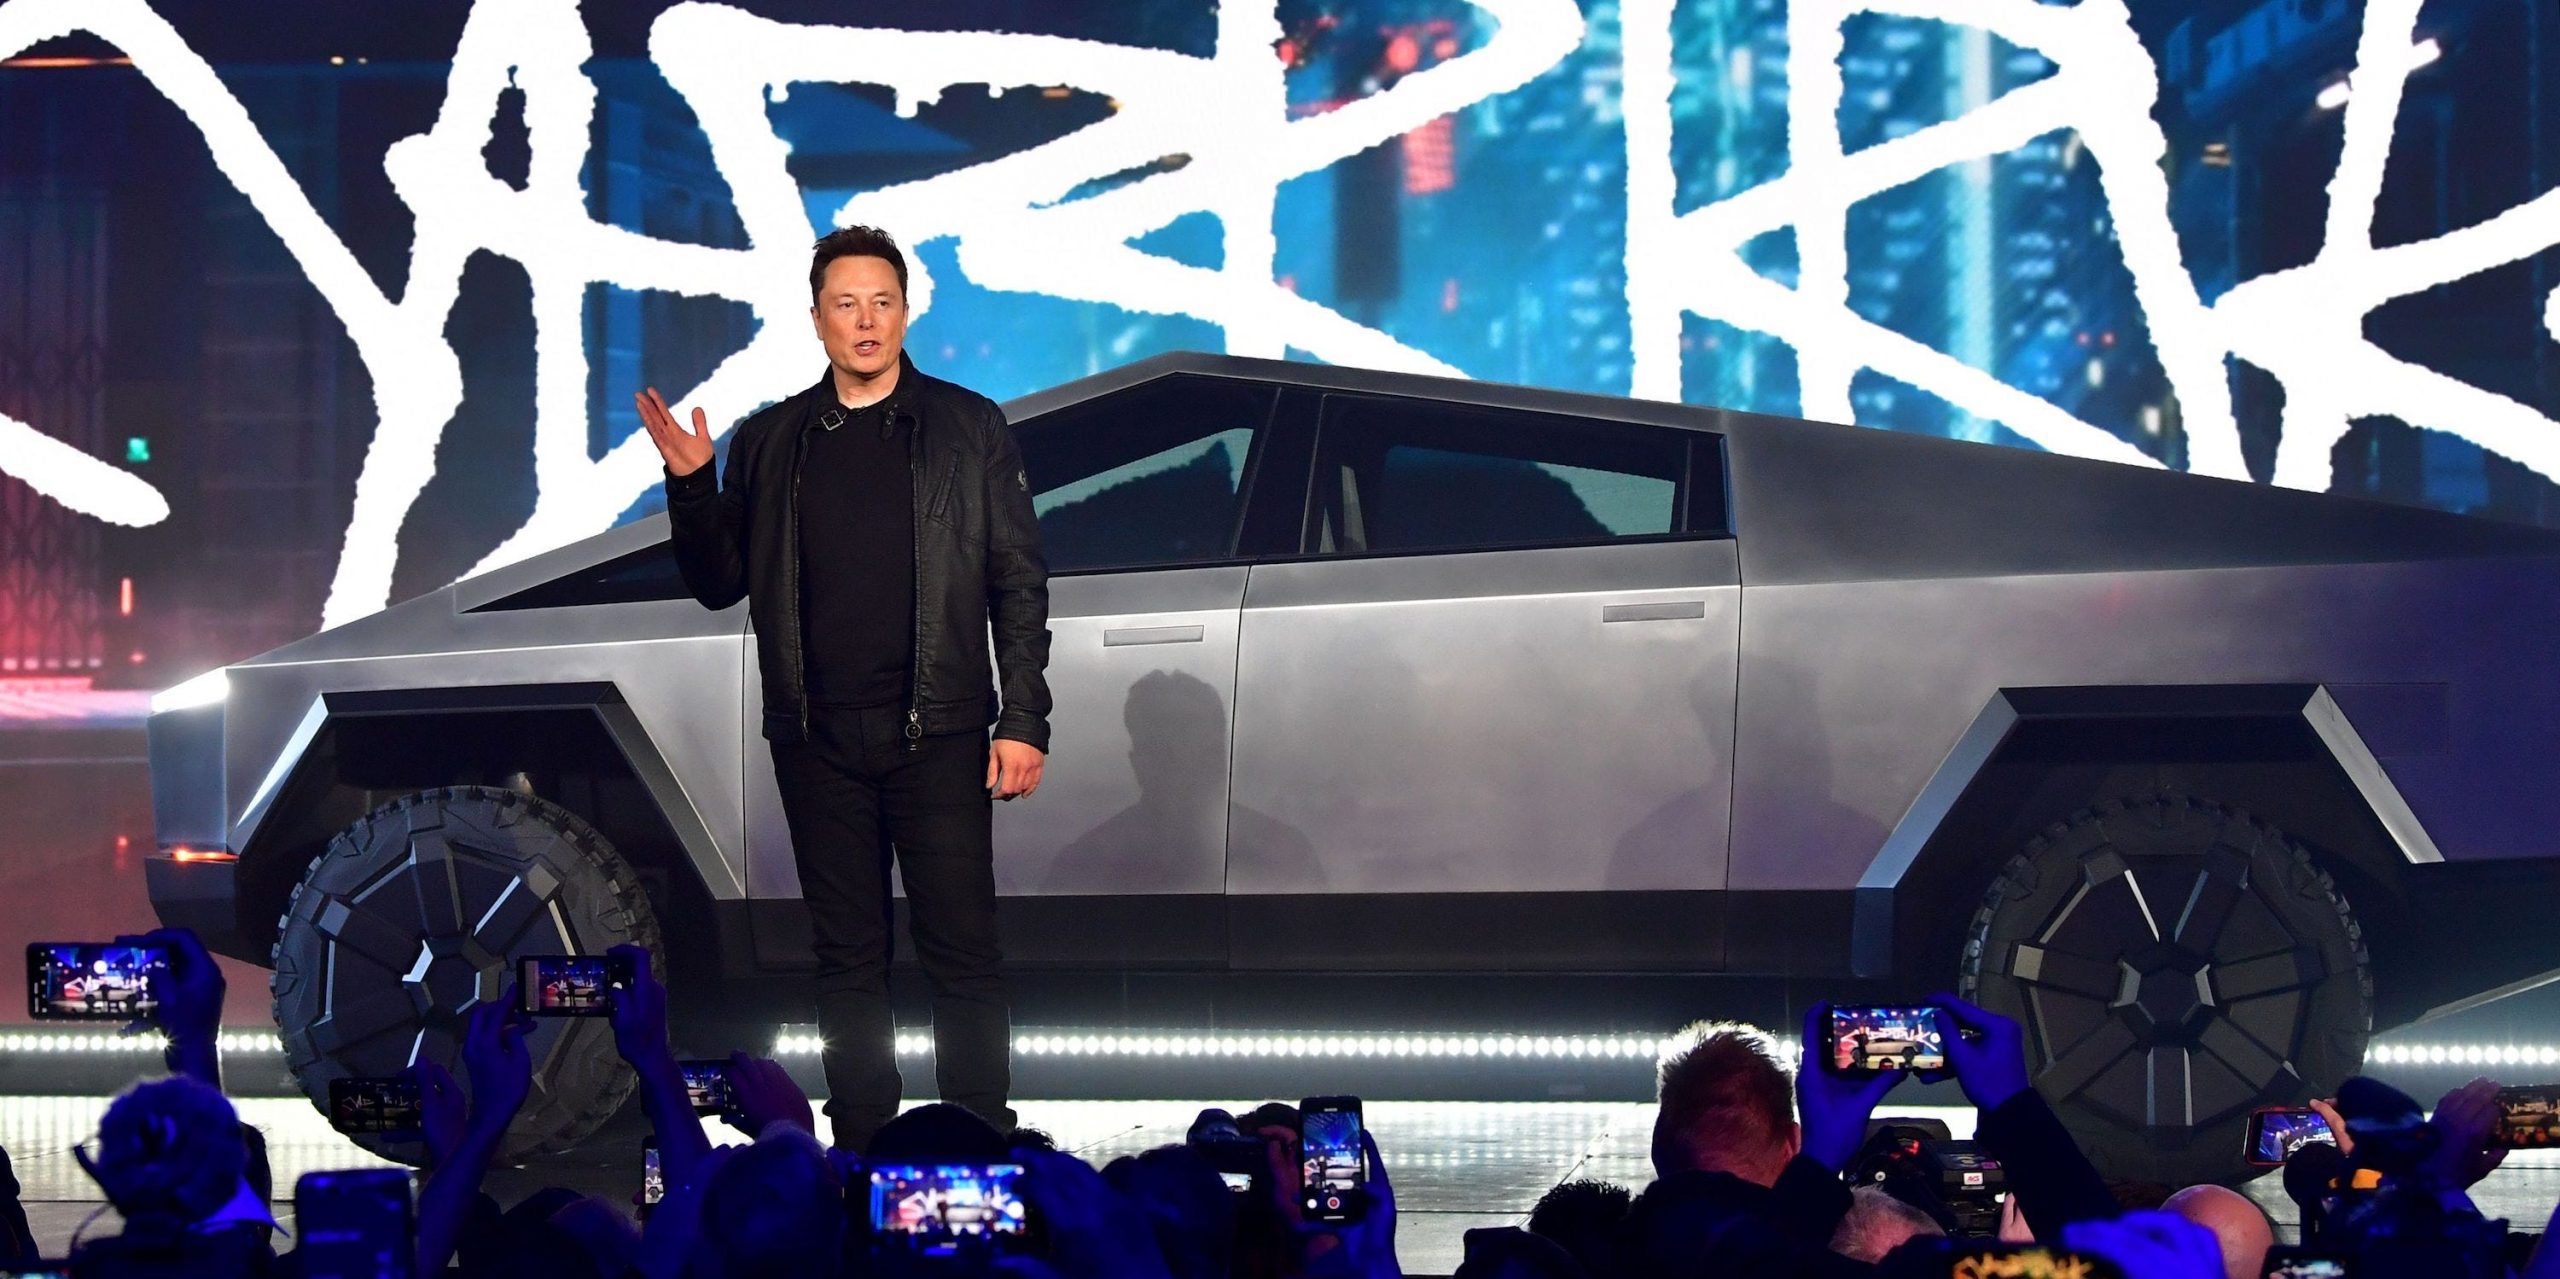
[[7, 1095, 2555, 1274]]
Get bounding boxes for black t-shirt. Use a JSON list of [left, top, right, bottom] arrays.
[[797, 398, 915, 708]]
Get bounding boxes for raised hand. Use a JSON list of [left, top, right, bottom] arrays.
[[635, 386, 715, 478], [2423, 1076, 2509, 1191], [605, 942, 673, 1071], [460, 989, 534, 1133], [410, 1059, 467, 1170], [722, 1051, 816, 1139], [1798, 1003, 1899, 1171], [1929, 991, 2033, 1112]]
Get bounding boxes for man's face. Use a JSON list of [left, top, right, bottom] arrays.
[[810, 253, 907, 380]]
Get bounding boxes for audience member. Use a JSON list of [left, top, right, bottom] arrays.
[[1828, 1185, 1943, 1264], [1524, 1178, 1630, 1275], [28, 925, 2560, 1279], [2161, 1183, 2275, 1279]]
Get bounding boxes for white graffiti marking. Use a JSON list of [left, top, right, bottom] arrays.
[[0, 0, 2552, 634], [1625, 0, 2560, 481]]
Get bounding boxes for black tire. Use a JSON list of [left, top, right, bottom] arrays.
[[1958, 792, 2371, 1185], [270, 785, 662, 1162]]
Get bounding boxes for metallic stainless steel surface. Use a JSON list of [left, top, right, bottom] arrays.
[[1230, 538, 1739, 896], [1734, 554, 2560, 891], [147, 351, 2560, 989], [221, 584, 752, 898]]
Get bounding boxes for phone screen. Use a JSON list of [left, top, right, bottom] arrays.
[[2244, 1107, 2336, 1165], [1299, 1100, 1365, 1220], [1825, 1005, 1949, 1073], [678, 1060, 734, 1115], [2494, 1085, 2560, 1149], [296, 1168, 415, 1279], [869, 1164, 1029, 1251], [516, 954, 631, 1016], [2262, 1253, 2350, 1279], [328, 1077, 424, 1138], [642, 1142, 664, 1206], [26, 942, 168, 1020]]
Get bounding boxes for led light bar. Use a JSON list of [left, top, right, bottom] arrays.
[[773, 1030, 1804, 1061], [2366, 1043, 2560, 1069], [0, 1029, 2540, 1073], [0, 1031, 286, 1054]]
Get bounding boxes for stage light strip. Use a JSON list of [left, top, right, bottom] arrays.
[[0, 1030, 2547, 1070], [771, 1031, 1803, 1061]]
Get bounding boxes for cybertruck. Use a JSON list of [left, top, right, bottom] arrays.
[[148, 352, 2560, 1179]]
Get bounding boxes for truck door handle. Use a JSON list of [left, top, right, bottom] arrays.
[[1601, 601, 1706, 623], [1104, 624, 1206, 646]]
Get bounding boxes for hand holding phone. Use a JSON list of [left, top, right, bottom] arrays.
[[329, 1076, 425, 1139], [2492, 1084, 2560, 1149], [1299, 1096, 1367, 1223], [1823, 1004, 1949, 1074], [869, 1163, 1031, 1253], [641, 1137, 663, 1209], [2244, 1106, 2338, 1167], [26, 942, 169, 1020], [677, 1060, 735, 1117], [515, 954, 635, 1016]]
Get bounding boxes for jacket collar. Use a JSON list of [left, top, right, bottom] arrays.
[[805, 347, 924, 433]]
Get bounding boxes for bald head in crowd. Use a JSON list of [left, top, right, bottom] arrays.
[[2163, 1183, 2275, 1279], [1650, 1022, 1801, 1186], [1831, 1185, 1947, 1263]]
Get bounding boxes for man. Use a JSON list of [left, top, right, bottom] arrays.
[[1621, 1022, 1867, 1277], [638, 224, 1053, 1149]]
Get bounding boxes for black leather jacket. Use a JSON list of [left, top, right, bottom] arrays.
[[663, 350, 1053, 751]]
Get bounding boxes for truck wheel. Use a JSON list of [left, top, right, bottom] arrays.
[[270, 785, 661, 1162], [1958, 792, 2370, 1184]]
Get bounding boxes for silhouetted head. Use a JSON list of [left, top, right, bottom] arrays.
[[867, 1101, 1011, 1164], [695, 1128, 848, 1277], [1830, 1184, 1945, 1263], [2163, 1184, 2276, 1279], [77, 1076, 249, 1231], [1527, 1179, 1633, 1276], [1103, 1144, 1236, 1278], [1650, 1021, 1800, 1185]]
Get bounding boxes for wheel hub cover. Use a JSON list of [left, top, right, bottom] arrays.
[[1965, 796, 2371, 1169]]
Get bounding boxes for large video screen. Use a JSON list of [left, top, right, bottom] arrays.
[[0, 0, 2552, 689]]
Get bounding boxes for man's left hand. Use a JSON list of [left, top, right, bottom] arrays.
[[988, 738, 1044, 801]]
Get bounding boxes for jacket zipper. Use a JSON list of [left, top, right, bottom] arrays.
[[906, 406, 925, 751], [789, 418, 815, 743]]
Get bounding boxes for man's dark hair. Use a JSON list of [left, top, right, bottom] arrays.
[[810, 225, 908, 303], [1527, 1178, 1633, 1275]]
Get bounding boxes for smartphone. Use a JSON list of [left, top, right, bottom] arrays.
[[26, 942, 168, 1020], [0, 1266, 71, 1278], [1299, 1096, 1366, 1223], [2243, 1105, 2337, 1166], [1947, 1244, 2125, 1278], [2493, 1084, 2560, 1149], [869, 1163, 1030, 1252], [677, 1059, 735, 1116], [328, 1076, 424, 1139], [1824, 1004, 1950, 1073], [642, 1137, 663, 1208], [514, 953, 635, 1016], [296, 1168, 415, 1279], [2261, 1247, 2351, 1278]]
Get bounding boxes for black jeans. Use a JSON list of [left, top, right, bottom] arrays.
[[771, 702, 1014, 1147]]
